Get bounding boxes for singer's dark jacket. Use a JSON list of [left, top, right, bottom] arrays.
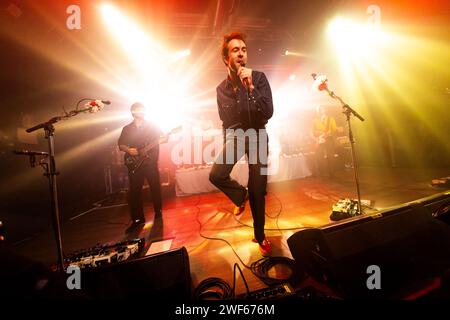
[[216, 70, 273, 130]]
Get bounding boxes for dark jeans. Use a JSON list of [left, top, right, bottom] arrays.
[[128, 160, 162, 222], [316, 138, 336, 177], [209, 129, 268, 243]]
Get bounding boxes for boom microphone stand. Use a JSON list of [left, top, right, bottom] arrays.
[[312, 74, 365, 215], [19, 100, 109, 272]]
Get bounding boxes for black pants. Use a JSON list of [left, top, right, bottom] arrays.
[[128, 160, 162, 222], [316, 139, 336, 177], [209, 130, 268, 243]]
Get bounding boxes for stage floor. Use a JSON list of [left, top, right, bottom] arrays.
[[9, 166, 450, 296]]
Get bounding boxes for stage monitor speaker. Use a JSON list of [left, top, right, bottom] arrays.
[[420, 191, 450, 225], [81, 247, 191, 300], [287, 197, 450, 299]]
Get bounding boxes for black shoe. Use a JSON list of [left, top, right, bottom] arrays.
[[125, 219, 145, 233]]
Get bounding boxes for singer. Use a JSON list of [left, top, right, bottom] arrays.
[[118, 102, 166, 233], [209, 32, 274, 256]]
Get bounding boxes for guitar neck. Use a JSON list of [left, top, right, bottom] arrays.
[[140, 140, 160, 154], [138, 127, 180, 154]]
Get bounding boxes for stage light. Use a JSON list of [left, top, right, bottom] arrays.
[[99, 3, 192, 131], [289, 74, 296, 81], [327, 17, 382, 59], [324, 14, 450, 167], [180, 48, 191, 56], [98, 4, 220, 132], [171, 49, 191, 62], [99, 3, 163, 74], [284, 50, 307, 57]]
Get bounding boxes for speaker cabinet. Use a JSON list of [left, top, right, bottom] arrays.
[[288, 200, 450, 299], [81, 247, 191, 300]]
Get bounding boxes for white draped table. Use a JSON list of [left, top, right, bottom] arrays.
[[175, 154, 312, 196]]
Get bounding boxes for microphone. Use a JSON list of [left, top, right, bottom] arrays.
[[14, 150, 48, 167], [83, 99, 110, 113], [311, 74, 329, 92], [238, 62, 251, 91], [243, 77, 250, 88], [14, 150, 49, 156]]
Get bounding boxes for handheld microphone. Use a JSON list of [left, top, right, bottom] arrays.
[[238, 62, 251, 90], [243, 77, 250, 88]]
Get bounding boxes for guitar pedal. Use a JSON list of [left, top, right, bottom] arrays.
[[235, 283, 295, 300]]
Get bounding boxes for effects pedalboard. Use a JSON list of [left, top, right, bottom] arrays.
[[236, 284, 340, 301], [330, 198, 364, 221], [236, 283, 295, 300], [64, 238, 144, 269]]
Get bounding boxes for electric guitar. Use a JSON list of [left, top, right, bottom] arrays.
[[313, 131, 334, 147], [124, 126, 182, 174], [313, 116, 336, 147]]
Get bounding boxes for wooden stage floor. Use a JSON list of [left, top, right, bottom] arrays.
[[10, 166, 450, 296]]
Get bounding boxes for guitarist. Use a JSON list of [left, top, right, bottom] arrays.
[[311, 105, 337, 177], [118, 102, 167, 233]]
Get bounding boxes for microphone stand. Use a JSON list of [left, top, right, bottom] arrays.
[[317, 79, 365, 215], [23, 104, 106, 272]]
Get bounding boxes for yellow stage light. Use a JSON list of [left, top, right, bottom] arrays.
[[324, 16, 450, 167]]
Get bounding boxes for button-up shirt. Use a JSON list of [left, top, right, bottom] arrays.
[[118, 120, 162, 162], [216, 70, 273, 130]]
